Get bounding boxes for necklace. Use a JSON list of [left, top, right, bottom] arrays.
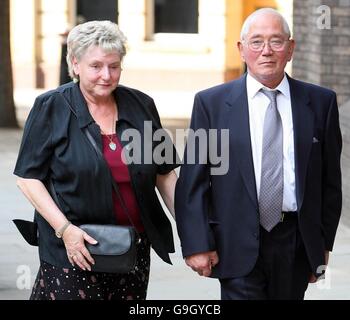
[[106, 134, 117, 151], [101, 108, 117, 151]]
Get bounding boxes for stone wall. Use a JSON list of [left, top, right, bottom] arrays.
[[293, 0, 350, 105]]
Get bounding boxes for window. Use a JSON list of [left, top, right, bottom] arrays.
[[154, 0, 198, 33], [77, 0, 118, 22]]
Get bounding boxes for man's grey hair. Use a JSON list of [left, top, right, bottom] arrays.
[[240, 8, 291, 40], [66, 20, 127, 80]]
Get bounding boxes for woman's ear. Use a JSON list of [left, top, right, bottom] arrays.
[[72, 57, 79, 75]]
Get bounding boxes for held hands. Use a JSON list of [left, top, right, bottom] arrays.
[[185, 251, 219, 277], [62, 224, 98, 271], [309, 250, 330, 283]]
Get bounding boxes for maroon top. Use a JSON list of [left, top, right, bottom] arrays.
[[102, 134, 144, 232]]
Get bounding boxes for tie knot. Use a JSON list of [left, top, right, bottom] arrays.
[[260, 88, 279, 103]]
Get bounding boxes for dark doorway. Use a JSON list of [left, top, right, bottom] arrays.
[[154, 0, 198, 33], [77, 0, 118, 22], [60, 1, 118, 84]]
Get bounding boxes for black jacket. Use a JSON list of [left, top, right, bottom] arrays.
[[14, 81, 179, 267]]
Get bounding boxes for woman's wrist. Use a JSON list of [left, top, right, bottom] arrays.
[[55, 221, 71, 238]]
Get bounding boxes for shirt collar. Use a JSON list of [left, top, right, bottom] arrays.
[[246, 73, 290, 100]]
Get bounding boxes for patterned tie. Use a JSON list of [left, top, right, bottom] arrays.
[[259, 89, 283, 232]]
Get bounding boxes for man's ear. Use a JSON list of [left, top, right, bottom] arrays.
[[287, 39, 295, 62], [237, 41, 246, 62]]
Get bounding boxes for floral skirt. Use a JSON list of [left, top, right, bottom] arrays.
[[30, 233, 150, 300]]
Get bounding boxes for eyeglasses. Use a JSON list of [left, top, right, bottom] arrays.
[[244, 39, 290, 52]]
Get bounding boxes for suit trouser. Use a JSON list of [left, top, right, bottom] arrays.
[[220, 214, 311, 300]]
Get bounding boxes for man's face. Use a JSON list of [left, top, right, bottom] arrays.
[[237, 13, 295, 88]]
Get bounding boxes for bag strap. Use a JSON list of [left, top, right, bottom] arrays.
[[83, 128, 139, 229], [57, 92, 140, 237]]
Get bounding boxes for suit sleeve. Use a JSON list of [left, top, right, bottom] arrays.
[[322, 92, 342, 251], [175, 93, 216, 257]]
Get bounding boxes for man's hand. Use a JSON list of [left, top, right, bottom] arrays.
[[309, 250, 329, 283], [185, 251, 219, 277]]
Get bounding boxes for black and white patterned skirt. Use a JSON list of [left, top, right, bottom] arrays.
[[30, 233, 150, 300]]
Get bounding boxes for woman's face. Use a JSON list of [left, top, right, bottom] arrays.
[[73, 45, 122, 99]]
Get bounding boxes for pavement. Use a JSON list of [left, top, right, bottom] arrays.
[[0, 88, 349, 300]]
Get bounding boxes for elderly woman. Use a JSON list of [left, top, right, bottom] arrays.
[[14, 20, 178, 300]]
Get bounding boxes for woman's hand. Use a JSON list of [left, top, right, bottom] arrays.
[[63, 224, 98, 271]]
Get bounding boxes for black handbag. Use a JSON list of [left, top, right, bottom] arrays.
[[79, 224, 137, 273]]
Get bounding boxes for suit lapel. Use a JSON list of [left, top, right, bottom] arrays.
[[288, 76, 314, 211], [225, 75, 258, 210]]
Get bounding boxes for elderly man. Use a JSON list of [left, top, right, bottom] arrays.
[[175, 8, 342, 299]]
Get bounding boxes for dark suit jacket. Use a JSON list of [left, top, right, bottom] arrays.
[[175, 74, 342, 278]]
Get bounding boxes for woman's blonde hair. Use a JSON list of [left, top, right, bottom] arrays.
[[66, 20, 127, 81]]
